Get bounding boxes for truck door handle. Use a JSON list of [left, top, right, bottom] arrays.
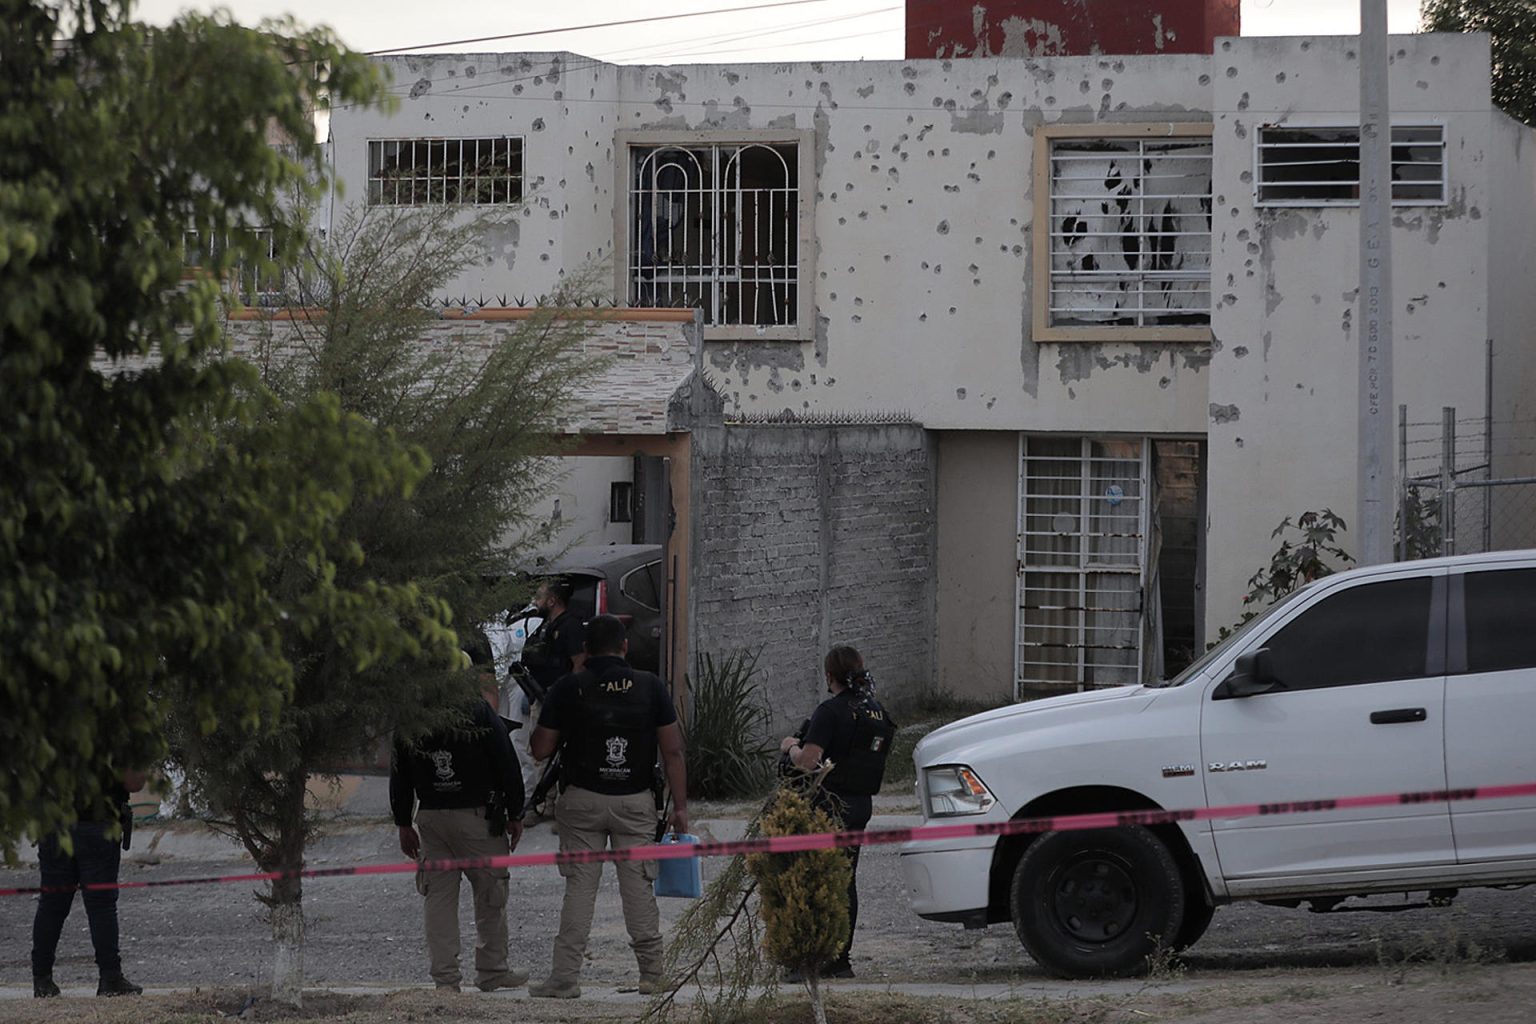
[[1370, 707, 1427, 725]]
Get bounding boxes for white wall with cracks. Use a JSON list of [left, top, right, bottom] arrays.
[[1208, 32, 1506, 624], [323, 31, 1533, 669]]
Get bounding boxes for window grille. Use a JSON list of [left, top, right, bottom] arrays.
[[628, 142, 798, 327], [1256, 125, 1445, 205], [367, 137, 524, 206], [1016, 436, 1149, 692], [1047, 137, 1212, 328], [183, 227, 285, 306]]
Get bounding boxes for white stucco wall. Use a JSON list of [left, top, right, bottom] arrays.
[[329, 53, 621, 302], [328, 35, 1518, 655], [1204, 32, 1495, 630], [523, 455, 634, 559], [330, 50, 1219, 437], [1488, 111, 1536, 477]]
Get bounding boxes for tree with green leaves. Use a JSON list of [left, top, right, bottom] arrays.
[[1423, 0, 1536, 126], [171, 202, 602, 1005], [0, 0, 397, 859]]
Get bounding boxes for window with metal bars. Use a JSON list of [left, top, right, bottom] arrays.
[[1046, 136, 1212, 329], [367, 137, 524, 206], [628, 142, 799, 327], [183, 227, 285, 306], [1016, 436, 1149, 692], [1255, 125, 1445, 206]]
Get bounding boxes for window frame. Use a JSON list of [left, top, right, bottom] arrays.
[[366, 136, 525, 207], [615, 129, 816, 342], [1031, 122, 1214, 345], [1253, 122, 1447, 208], [619, 561, 663, 613], [1451, 566, 1536, 676]]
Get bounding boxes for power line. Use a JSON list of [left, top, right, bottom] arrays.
[[623, 23, 902, 61], [591, 4, 898, 64], [366, 0, 836, 56]]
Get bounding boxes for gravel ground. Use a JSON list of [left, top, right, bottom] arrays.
[[4, 802, 1536, 1020]]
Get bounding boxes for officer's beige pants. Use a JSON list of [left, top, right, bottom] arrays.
[[416, 807, 512, 988], [549, 786, 661, 983]]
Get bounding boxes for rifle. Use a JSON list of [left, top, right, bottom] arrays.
[[507, 660, 547, 705], [530, 751, 561, 818]]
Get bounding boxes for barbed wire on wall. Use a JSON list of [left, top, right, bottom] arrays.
[[723, 407, 914, 426]]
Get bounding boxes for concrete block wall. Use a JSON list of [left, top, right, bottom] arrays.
[[688, 422, 935, 731]]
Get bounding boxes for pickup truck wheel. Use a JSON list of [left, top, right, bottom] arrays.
[[1010, 826, 1186, 978], [1173, 899, 1215, 951]]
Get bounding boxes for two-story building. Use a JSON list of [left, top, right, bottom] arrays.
[[279, 0, 1536, 720]]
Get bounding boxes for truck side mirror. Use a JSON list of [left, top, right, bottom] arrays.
[[1215, 648, 1281, 699]]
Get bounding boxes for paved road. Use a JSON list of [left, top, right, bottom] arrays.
[[5, 804, 1536, 996]]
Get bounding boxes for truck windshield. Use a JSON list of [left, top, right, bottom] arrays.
[[1150, 586, 1311, 688]]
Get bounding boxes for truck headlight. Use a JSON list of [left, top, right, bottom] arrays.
[[922, 764, 996, 817]]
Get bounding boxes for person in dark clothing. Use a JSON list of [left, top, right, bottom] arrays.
[[779, 644, 897, 979], [389, 644, 527, 993], [527, 614, 688, 999], [31, 768, 147, 998], [517, 578, 587, 817], [520, 578, 586, 696]]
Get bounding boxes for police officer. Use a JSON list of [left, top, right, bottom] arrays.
[[389, 642, 527, 993], [779, 644, 897, 979], [520, 578, 586, 695], [31, 768, 148, 998], [517, 579, 585, 815], [528, 614, 688, 999]]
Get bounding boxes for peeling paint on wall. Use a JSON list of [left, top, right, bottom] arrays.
[[1209, 402, 1240, 423]]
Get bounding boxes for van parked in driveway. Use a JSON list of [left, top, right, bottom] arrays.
[[900, 550, 1536, 977]]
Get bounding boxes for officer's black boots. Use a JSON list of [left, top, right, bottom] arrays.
[[32, 975, 60, 998], [97, 972, 143, 997]]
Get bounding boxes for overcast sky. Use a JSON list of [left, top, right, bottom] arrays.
[[131, 0, 1431, 63]]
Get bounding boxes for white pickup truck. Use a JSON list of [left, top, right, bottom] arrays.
[[900, 550, 1536, 977]]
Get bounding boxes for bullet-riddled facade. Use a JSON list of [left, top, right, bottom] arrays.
[[321, 31, 1536, 716]]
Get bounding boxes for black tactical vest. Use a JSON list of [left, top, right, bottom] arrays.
[[561, 661, 661, 795], [520, 611, 575, 690], [826, 694, 897, 797]]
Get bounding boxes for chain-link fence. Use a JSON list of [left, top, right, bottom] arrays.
[[1399, 406, 1536, 558]]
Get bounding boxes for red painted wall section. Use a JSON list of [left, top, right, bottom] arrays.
[[906, 0, 1240, 59]]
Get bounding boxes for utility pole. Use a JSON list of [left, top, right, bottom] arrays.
[[1357, 0, 1395, 565]]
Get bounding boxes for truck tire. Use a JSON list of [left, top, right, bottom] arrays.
[[1010, 825, 1186, 978], [1173, 899, 1215, 951]]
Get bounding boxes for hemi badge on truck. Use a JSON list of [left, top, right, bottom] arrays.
[[1161, 764, 1196, 778]]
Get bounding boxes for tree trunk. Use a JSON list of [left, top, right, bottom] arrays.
[[267, 775, 308, 1008], [270, 886, 304, 1008], [805, 973, 828, 1024]]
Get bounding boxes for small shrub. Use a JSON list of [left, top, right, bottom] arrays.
[[1212, 509, 1355, 646], [747, 787, 851, 1024], [683, 649, 776, 800]]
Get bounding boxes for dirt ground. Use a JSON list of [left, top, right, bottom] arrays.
[[5, 805, 1536, 1023], [1, 967, 1536, 1024]]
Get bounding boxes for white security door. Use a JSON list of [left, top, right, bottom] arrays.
[[1444, 565, 1536, 863], [1016, 436, 1149, 694], [1202, 569, 1454, 885]]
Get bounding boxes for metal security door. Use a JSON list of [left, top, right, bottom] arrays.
[[1015, 436, 1150, 695]]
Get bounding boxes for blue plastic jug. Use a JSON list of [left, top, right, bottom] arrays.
[[653, 832, 701, 898]]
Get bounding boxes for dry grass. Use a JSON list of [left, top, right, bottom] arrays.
[[8, 966, 1536, 1024]]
